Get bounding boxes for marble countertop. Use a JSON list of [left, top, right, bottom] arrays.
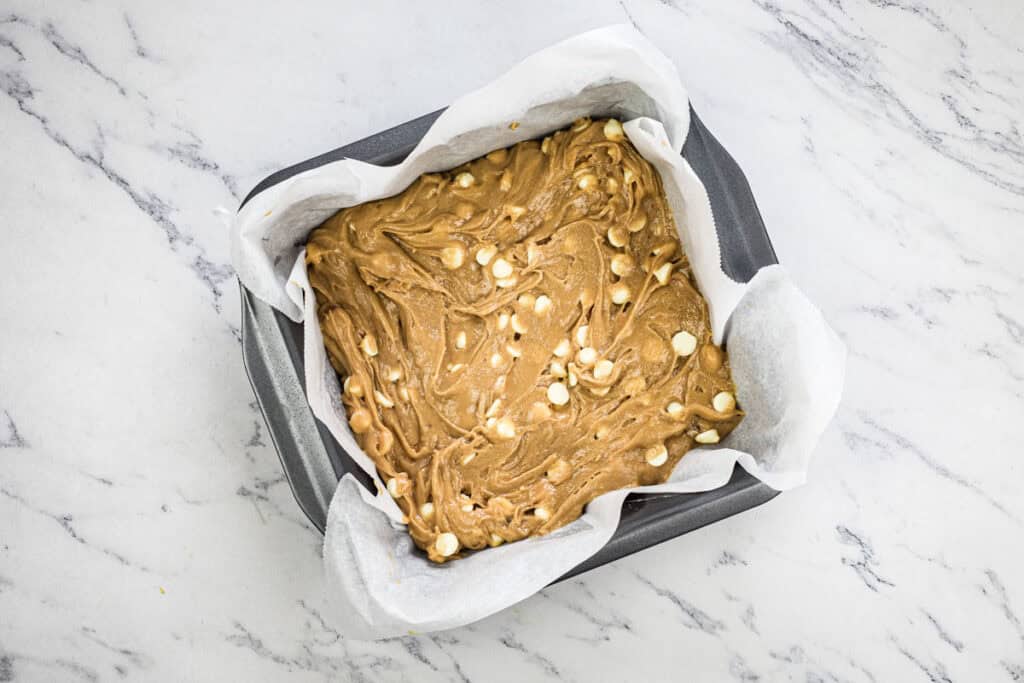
[[2, 1, 1022, 680]]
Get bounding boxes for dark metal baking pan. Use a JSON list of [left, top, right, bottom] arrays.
[[239, 106, 780, 582]]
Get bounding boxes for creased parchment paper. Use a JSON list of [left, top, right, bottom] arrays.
[[231, 25, 845, 639]]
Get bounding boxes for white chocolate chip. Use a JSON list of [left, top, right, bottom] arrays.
[[547, 458, 572, 484], [549, 360, 566, 378], [495, 276, 518, 288], [572, 117, 590, 132], [455, 331, 467, 349], [594, 423, 610, 440], [348, 408, 371, 433], [449, 363, 465, 373], [387, 367, 402, 382], [441, 243, 466, 270], [604, 177, 619, 194], [344, 376, 364, 398], [506, 205, 526, 220], [607, 225, 628, 248], [568, 370, 579, 387], [489, 533, 505, 546], [461, 452, 477, 466], [696, 429, 721, 444], [645, 444, 669, 467], [541, 136, 551, 154], [593, 359, 614, 380], [577, 347, 597, 367], [517, 293, 536, 309], [654, 262, 673, 285], [399, 386, 411, 401], [534, 295, 552, 315], [499, 169, 512, 192], [666, 401, 685, 419], [461, 502, 474, 512], [628, 214, 647, 233], [360, 333, 378, 357], [547, 382, 570, 406], [485, 416, 497, 429], [374, 390, 394, 409], [611, 253, 635, 277], [534, 507, 551, 521], [386, 478, 402, 498], [577, 174, 598, 191], [528, 402, 552, 423], [435, 532, 459, 557], [610, 283, 631, 305], [495, 417, 516, 440], [589, 386, 610, 396], [713, 391, 736, 413], [476, 244, 498, 266], [623, 168, 635, 184], [486, 399, 502, 418], [491, 257, 513, 279], [672, 330, 698, 357], [420, 502, 435, 520], [603, 118, 625, 142], [575, 326, 589, 347], [511, 314, 528, 335], [455, 172, 475, 188], [652, 242, 676, 257], [506, 343, 522, 358], [490, 353, 503, 368], [498, 312, 510, 330], [554, 338, 571, 358]]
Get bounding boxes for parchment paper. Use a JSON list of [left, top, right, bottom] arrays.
[[231, 25, 845, 639]]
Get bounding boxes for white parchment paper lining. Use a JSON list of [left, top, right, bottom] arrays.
[[230, 26, 845, 639]]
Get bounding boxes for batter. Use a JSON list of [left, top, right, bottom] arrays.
[[306, 117, 743, 562]]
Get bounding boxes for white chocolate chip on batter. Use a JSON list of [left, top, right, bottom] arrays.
[[495, 417, 516, 440], [547, 382, 570, 406], [610, 282, 631, 305], [593, 359, 614, 380], [607, 225, 628, 248], [435, 532, 459, 557], [491, 257, 513, 279], [695, 429, 721, 444], [577, 347, 597, 367], [360, 333, 378, 357], [611, 253, 635, 277], [476, 244, 497, 267], [603, 118, 625, 142], [645, 444, 668, 467], [441, 243, 466, 270], [713, 391, 736, 413], [672, 330, 698, 357]]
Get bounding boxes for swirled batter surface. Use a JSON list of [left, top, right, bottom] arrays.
[[307, 118, 742, 562]]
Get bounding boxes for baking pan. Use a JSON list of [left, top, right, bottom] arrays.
[[239, 106, 780, 582]]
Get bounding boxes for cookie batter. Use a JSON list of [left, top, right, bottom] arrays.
[[306, 118, 742, 562]]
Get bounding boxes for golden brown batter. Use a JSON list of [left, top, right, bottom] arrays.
[[306, 118, 742, 562]]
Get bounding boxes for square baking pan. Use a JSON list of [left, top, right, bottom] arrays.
[[239, 106, 780, 582]]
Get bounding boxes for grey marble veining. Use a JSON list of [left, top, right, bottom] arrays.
[[1, 0, 1022, 680]]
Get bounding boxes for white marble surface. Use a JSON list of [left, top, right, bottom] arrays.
[[1, 1, 1022, 680]]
